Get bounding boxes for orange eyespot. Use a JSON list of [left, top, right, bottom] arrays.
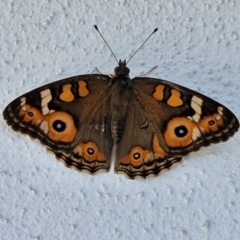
[[79, 142, 105, 162], [44, 111, 77, 142], [197, 114, 223, 132], [164, 117, 196, 147], [19, 104, 43, 124], [121, 146, 150, 167]]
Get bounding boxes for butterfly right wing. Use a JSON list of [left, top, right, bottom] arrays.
[[3, 74, 114, 174]]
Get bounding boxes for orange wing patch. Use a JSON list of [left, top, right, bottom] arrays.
[[59, 84, 75, 102], [78, 81, 89, 97], [153, 85, 165, 101], [167, 89, 183, 107]]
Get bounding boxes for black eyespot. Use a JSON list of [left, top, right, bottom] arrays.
[[87, 148, 94, 155], [174, 125, 188, 137], [27, 112, 33, 117], [52, 120, 66, 132], [133, 153, 141, 159], [208, 120, 215, 126]]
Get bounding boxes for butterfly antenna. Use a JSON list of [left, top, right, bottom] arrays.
[[94, 25, 119, 64], [127, 28, 158, 64]]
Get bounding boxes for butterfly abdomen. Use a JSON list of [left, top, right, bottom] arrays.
[[110, 75, 132, 142]]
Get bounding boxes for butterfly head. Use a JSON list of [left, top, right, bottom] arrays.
[[114, 60, 130, 78]]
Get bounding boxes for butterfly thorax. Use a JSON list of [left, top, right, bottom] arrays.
[[110, 60, 132, 142]]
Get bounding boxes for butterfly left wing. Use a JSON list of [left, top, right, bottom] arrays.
[[115, 77, 239, 179], [3, 75, 114, 174]]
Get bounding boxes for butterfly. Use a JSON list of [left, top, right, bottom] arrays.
[[3, 26, 239, 179]]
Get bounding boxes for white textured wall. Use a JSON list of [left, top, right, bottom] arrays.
[[0, 1, 239, 239]]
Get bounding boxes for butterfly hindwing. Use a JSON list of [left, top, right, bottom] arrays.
[[115, 77, 239, 179], [114, 97, 182, 179], [3, 74, 114, 174]]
